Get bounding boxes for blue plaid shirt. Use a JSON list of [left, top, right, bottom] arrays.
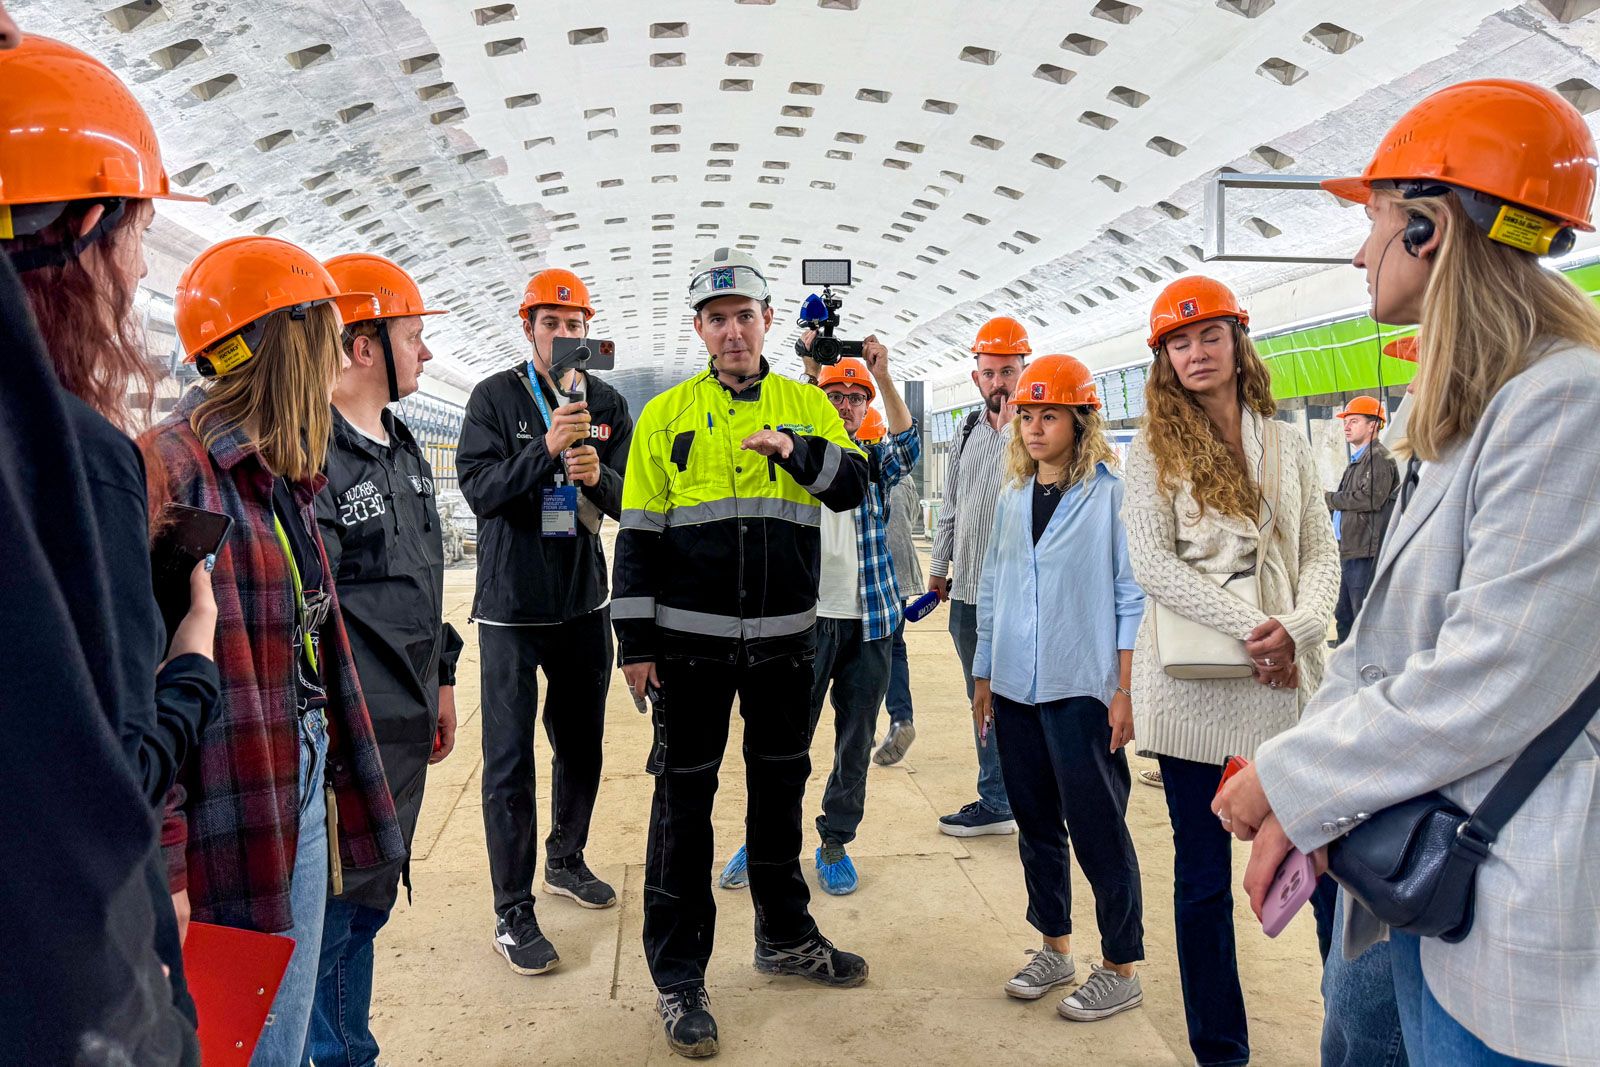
[[854, 422, 921, 641]]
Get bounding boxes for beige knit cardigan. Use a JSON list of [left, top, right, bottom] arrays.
[[1120, 411, 1342, 766]]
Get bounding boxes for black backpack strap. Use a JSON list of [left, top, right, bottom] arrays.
[[957, 409, 982, 455], [1457, 669, 1600, 858]]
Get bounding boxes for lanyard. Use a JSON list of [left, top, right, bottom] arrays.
[[523, 361, 554, 427], [272, 513, 319, 673]]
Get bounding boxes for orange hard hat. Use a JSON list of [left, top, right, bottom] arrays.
[[0, 36, 202, 212], [1382, 336, 1419, 363], [325, 253, 448, 325], [1323, 79, 1596, 252], [817, 357, 877, 402], [519, 268, 594, 320], [856, 407, 887, 443], [1014, 354, 1100, 409], [176, 236, 376, 374], [1336, 396, 1386, 424], [1147, 276, 1250, 350], [971, 316, 1032, 356]]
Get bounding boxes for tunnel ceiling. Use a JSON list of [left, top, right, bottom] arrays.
[[16, 0, 1600, 398]]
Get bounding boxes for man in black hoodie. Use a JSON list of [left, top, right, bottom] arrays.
[[458, 268, 633, 976]]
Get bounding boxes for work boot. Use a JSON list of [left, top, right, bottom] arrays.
[[754, 930, 868, 987], [872, 721, 916, 766], [658, 987, 718, 1058]]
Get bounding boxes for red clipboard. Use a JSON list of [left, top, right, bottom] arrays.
[[181, 921, 295, 1067]]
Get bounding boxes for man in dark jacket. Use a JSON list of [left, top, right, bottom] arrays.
[[458, 268, 633, 977], [309, 254, 464, 1065], [1327, 395, 1399, 645]]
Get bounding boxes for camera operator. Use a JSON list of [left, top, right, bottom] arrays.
[[457, 268, 634, 977]]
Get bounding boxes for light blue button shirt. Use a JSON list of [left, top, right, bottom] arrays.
[[1333, 442, 1368, 542], [973, 464, 1145, 706]]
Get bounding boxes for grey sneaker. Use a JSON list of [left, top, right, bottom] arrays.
[[1004, 945, 1075, 1000], [1057, 965, 1143, 1021], [872, 721, 917, 766]]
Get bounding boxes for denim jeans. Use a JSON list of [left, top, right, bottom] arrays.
[[1321, 894, 1407, 1067], [251, 708, 329, 1067], [885, 612, 913, 726], [948, 599, 1010, 817], [1156, 755, 1249, 1067], [1390, 932, 1540, 1067], [305, 898, 391, 1067], [993, 695, 1144, 962], [808, 618, 893, 846]]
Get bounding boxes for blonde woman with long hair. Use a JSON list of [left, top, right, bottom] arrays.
[[1121, 276, 1340, 1066], [144, 236, 403, 1065], [972, 356, 1147, 1021], [1215, 81, 1600, 1067]]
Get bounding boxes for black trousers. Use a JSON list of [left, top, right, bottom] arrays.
[[643, 647, 818, 992], [993, 694, 1144, 963], [1334, 555, 1376, 645], [478, 609, 611, 915]]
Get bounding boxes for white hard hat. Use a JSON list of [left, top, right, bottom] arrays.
[[687, 246, 771, 309]]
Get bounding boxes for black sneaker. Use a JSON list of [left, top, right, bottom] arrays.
[[658, 987, 719, 1058], [543, 858, 617, 910], [493, 902, 560, 975], [754, 931, 868, 988]]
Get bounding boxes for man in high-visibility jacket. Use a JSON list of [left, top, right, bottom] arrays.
[[613, 247, 870, 1059]]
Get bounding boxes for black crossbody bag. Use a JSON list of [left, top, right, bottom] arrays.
[[1327, 668, 1600, 942]]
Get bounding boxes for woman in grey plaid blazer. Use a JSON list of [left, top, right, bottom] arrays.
[[1215, 80, 1600, 1067]]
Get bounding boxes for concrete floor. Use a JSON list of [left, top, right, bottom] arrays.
[[371, 565, 1324, 1065]]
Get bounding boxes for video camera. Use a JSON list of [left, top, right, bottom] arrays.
[[797, 258, 863, 366]]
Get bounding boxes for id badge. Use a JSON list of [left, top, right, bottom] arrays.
[[541, 484, 578, 538]]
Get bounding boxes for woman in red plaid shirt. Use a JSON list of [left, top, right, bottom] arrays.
[[145, 236, 405, 1064]]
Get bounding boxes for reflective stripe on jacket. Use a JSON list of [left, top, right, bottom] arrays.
[[612, 363, 868, 664]]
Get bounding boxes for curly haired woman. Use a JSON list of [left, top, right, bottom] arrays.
[[1120, 277, 1340, 1066]]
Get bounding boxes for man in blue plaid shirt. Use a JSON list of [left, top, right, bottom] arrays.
[[718, 334, 920, 897]]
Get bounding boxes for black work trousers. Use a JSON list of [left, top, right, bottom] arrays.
[[478, 609, 611, 916], [643, 646, 818, 993]]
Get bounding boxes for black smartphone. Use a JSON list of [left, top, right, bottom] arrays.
[[150, 503, 234, 644], [549, 335, 615, 372]]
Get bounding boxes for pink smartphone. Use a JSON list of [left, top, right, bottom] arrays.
[[1260, 848, 1318, 938]]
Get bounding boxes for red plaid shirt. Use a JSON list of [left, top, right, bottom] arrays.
[[152, 388, 403, 933]]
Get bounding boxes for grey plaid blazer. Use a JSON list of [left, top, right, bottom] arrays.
[[1256, 342, 1600, 1066]]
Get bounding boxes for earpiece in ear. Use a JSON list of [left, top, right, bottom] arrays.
[[1402, 212, 1435, 257]]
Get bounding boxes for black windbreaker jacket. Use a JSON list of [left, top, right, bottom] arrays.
[[317, 406, 463, 911], [457, 366, 633, 623]]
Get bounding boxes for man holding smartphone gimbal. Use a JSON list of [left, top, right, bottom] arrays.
[[457, 268, 633, 977]]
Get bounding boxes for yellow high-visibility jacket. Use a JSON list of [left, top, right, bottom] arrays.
[[612, 362, 867, 664]]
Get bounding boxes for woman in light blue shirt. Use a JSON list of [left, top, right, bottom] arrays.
[[972, 355, 1147, 1022]]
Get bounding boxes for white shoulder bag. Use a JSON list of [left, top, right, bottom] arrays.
[[1150, 419, 1283, 680]]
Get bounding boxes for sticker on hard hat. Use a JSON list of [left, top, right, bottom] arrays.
[[202, 334, 255, 376], [1179, 299, 1199, 318], [0, 205, 12, 241], [844, 367, 858, 378], [1031, 383, 1047, 400], [711, 267, 737, 290], [557, 285, 572, 301], [1487, 205, 1558, 255]]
